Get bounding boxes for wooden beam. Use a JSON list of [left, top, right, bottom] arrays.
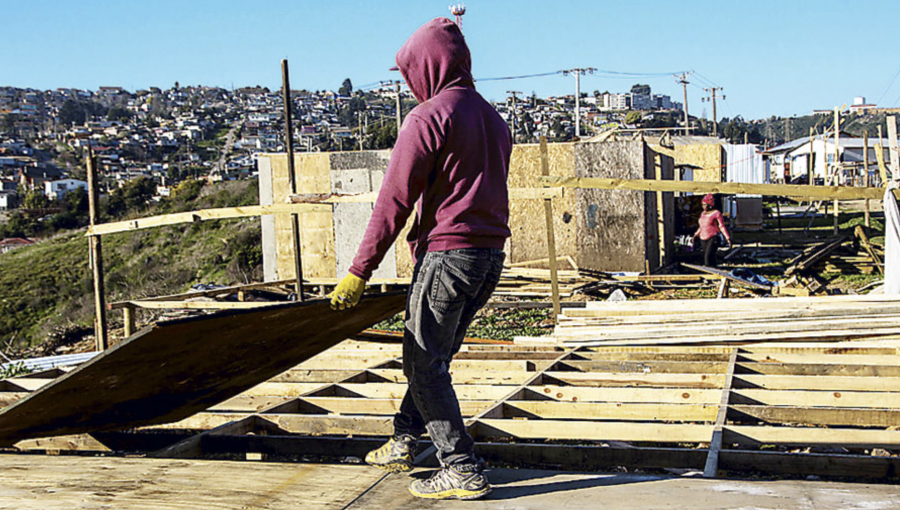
[[654, 153, 666, 267], [502, 401, 717, 422], [289, 187, 562, 204], [86, 151, 107, 350], [889, 115, 900, 180], [732, 388, 900, 408], [524, 385, 722, 404], [875, 143, 890, 183], [86, 204, 331, 237], [148, 415, 258, 458], [539, 175, 898, 201], [703, 348, 737, 478], [539, 136, 561, 322], [730, 405, 900, 428], [475, 418, 713, 443], [733, 374, 900, 391], [723, 425, 900, 449]]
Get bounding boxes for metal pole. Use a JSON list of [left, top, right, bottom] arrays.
[[282, 59, 305, 300], [86, 149, 108, 350]]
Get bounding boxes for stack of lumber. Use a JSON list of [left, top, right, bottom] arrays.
[[518, 295, 900, 347], [493, 267, 596, 297]]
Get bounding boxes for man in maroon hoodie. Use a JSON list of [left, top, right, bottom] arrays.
[[330, 17, 510, 500]]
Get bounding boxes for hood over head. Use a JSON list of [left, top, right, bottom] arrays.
[[394, 18, 474, 103]]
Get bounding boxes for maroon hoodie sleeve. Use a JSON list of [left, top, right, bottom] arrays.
[[348, 113, 441, 280]]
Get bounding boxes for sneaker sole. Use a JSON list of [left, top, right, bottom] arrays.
[[409, 485, 492, 500], [368, 460, 413, 474]]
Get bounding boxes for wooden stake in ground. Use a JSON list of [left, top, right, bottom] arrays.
[[86, 150, 108, 351], [539, 136, 561, 322], [282, 59, 305, 300], [888, 116, 900, 181], [864, 130, 871, 229], [833, 107, 840, 235]]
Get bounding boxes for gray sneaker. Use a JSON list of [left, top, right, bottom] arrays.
[[364, 435, 417, 473], [408, 465, 492, 500]]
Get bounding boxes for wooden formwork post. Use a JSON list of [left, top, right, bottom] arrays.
[[282, 59, 305, 301], [539, 137, 561, 322], [122, 305, 135, 338], [864, 130, 871, 230], [888, 116, 900, 181], [86, 150, 108, 351], [833, 107, 840, 235], [654, 154, 665, 268]]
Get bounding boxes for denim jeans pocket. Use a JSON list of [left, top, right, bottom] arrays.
[[429, 256, 486, 315]]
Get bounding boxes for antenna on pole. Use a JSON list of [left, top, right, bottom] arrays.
[[449, 3, 466, 30]]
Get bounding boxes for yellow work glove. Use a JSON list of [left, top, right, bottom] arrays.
[[330, 273, 366, 311]]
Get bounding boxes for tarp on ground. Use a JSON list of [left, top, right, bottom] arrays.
[[0, 293, 406, 445]]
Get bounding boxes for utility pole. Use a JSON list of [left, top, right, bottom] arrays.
[[380, 80, 403, 134], [395, 82, 403, 133], [701, 86, 723, 137], [357, 111, 364, 150], [560, 68, 595, 138], [281, 59, 304, 300], [675, 72, 694, 135], [786, 116, 791, 142], [506, 90, 522, 143]]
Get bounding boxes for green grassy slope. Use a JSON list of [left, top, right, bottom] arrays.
[[1, 180, 262, 350]]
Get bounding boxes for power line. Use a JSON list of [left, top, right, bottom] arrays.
[[877, 62, 900, 106], [475, 71, 559, 82]]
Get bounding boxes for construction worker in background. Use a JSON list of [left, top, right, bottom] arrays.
[[692, 193, 732, 267], [329, 17, 511, 501]]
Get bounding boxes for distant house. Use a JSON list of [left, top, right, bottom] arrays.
[[0, 237, 34, 254], [0, 191, 17, 210], [763, 135, 888, 184], [44, 179, 88, 200]]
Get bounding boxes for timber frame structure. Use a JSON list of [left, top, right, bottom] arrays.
[[4, 338, 900, 480]]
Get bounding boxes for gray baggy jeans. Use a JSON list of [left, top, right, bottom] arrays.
[[393, 247, 505, 468]]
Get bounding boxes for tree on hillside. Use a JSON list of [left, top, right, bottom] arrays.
[[624, 111, 642, 125], [107, 106, 132, 122], [631, 84, 651, 96], [339, 78, 353, 96]]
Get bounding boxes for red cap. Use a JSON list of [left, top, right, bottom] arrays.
[[702, 193, 715, 206]]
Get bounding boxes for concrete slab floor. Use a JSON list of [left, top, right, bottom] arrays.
[[351, 467, 900, 510]]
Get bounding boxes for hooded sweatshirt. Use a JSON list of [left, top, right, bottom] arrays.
[[349, 18, 512, 281]]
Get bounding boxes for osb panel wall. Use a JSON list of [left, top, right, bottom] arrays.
[[575, 141, 648, 273], [268, 153, 336, 280], [507, 142, 576, 265], [675, 144, 723, 182]]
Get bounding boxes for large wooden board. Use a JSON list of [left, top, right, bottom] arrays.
[[0, 294, 406, 445]]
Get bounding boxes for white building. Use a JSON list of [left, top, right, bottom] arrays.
[[44, 179, 88, 200]]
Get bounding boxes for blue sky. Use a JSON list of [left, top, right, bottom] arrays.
[[2, 0, 898, 120]]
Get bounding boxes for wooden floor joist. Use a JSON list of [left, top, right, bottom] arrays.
[[4, 319, 900, 482]]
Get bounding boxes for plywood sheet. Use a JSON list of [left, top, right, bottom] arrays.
[[0, 294, 406, 444], [507, 142, 576, 264], [270, 153, 336, 280], [676, 144, 723, 182]]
